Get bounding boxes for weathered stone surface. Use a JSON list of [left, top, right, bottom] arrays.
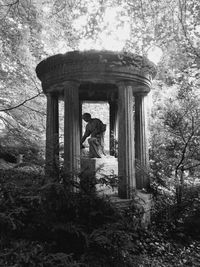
[[136, 191, 152, 227], [81, 156, 118, 178], [46, 94, 59, 179], [81, 156, 118, 195], [64, 81, 80, 174], [110, 191, 152, 227], [36, 50, 156, 94], [109, 99, 118, 156], [118, 82, 135, 198], [36, 50, 157, 200], [135, 93, 150, 189]]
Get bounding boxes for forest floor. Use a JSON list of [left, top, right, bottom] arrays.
[[0, 160, 200, 266]]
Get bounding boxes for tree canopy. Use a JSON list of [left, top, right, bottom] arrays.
[[0, 0, 200, 160]]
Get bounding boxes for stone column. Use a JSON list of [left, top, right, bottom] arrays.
[[135, 93, 149, 189], [79, 101, 82, 141], [109, 100, 118, 157], [64, 81, 80, 176], [117, 82, 135, 199], [46, 93, 59, 179]]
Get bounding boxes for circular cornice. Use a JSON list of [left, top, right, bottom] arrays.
[[36, 50, 157, 92]]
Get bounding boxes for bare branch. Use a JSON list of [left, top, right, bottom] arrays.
[[175, 126, 195, 172], [139, 0, 146, 25], [0, 91, 42, 112], [23, 104, 46, 116], [29, 75, 41, 93], [0, 0, 20, 8], [178, 124, 186, 143], [183, 162, 200, 171]]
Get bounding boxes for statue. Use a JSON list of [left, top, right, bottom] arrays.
[[81, 113, 106, 158]]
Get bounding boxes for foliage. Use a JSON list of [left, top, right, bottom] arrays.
[[0, 0, 47, 153], [0, 168, 141, 266], [150, 80, 200, 203], [0, 168, 200, 266], [0, 0, 199, 122], [0, 239, 84, 267], [1, 0, 200, 265], [0, 0, 200, 169]]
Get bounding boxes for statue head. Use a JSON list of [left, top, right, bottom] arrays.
[[82, 113, 92, 122]]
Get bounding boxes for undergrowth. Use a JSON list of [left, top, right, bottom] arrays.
[[0, 167, 200, 266]]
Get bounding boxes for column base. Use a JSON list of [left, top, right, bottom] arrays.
[[136, 190, 152, 227], [81, 157, 152, 227], [110, 190, 152, 227]]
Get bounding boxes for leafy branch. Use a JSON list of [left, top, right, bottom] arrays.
[[175, 116, 195, 172], [0, 0, 20, 7], [0, 0, 20, 20], [0, 115, 27, 142], [178, 0, 200, 59]]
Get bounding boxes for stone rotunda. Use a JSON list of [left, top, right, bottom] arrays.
[[36, 50, 156, 199]]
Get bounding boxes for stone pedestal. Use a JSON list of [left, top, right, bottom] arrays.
[[64, 81, 80, 175], [135, 94, 149, 189], [110, 191, 152, 227], [81, 156, 118, 195], [118, 82, 135, 199], [46, 93, 59, 179], [136, 191, 152, 227]]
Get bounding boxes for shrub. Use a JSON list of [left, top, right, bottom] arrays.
[[0, 168, 144, 266], [1, 167, 199, 266]]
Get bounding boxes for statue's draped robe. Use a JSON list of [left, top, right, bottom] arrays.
[[84, 118, 106, 158]]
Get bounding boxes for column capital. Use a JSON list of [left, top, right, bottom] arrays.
[[116, 80, 131, 88], [46, 91, 58, 97], [117, 81, 150, 94], [62, 80, 80, 88], [45, 81, 80, 95], [134, 92, 148, 97]]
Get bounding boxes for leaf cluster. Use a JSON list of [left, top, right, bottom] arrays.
[[0, 168, 145, 266]]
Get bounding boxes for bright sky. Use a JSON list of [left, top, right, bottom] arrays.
[[73, 5, 163, 64], [49, 4, 162, 65], [147, 46, 163, 65], [39, 0, 163, 63], [73, 6, 131, 52]]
